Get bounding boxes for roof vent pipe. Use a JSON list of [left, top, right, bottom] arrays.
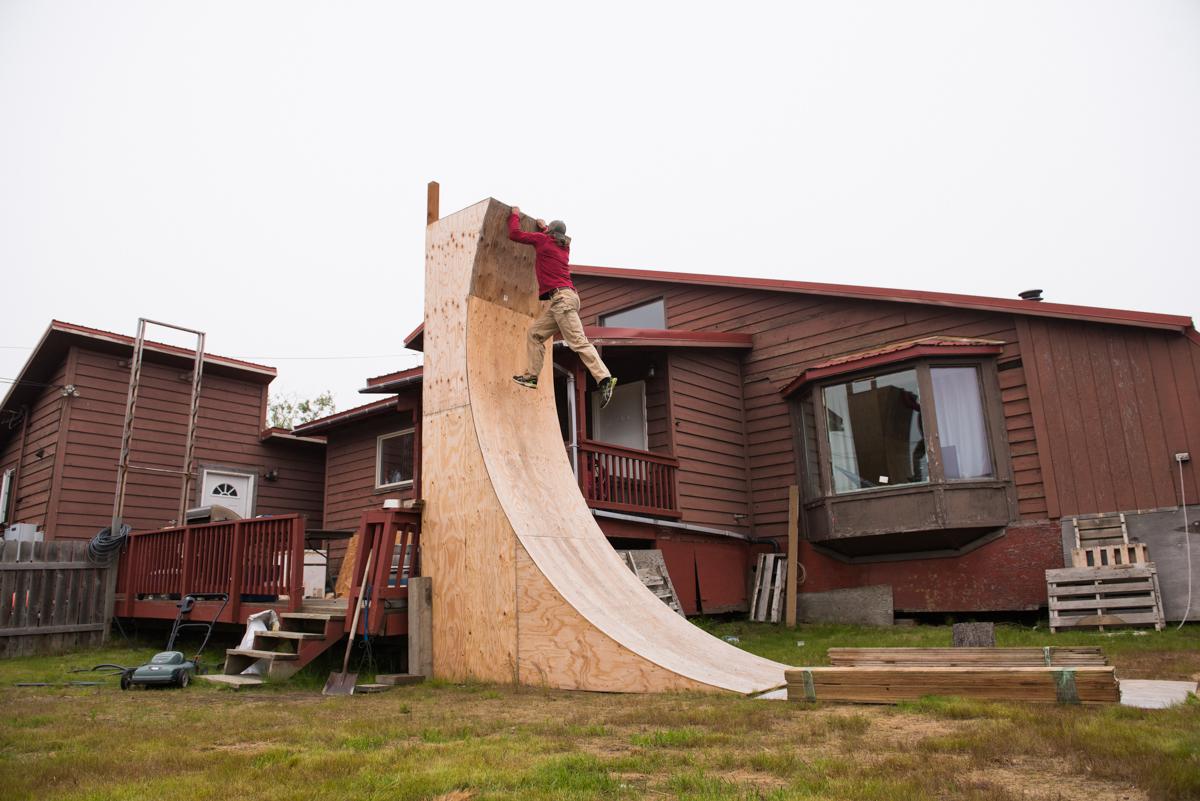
[[1018, 289, 1044, 302]]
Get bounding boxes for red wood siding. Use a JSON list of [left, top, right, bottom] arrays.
[[667, 350, 751, 532], [7, 346, 324, 540], [3, 362, 69, 526], [1018, 318, 1200, 517], [576, 275, 1032, 538], [322, 409, 417, 532], [997, 361, 1049, 519]]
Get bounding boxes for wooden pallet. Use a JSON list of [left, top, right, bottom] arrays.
[[1046, 564, 1165, 632], [827, 647, 1107, 667], [785, 666, 1120, 705], [1071, 542, 1149, 568], [749, 554, 786, 623]]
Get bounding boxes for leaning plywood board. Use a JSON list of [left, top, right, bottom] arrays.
[[785, 666, 1119, 705], [420, 198, 789, 694]]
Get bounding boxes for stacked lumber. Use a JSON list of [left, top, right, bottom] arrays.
[[785, 666, 1119, 705], [827, 647, 1107, 668], [1046, 565, 1165, 632]]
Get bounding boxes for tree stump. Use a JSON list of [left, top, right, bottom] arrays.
[[952, 622, 995, 648]]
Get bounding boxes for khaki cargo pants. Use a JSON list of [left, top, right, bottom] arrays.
[[526, 288, 611, 382]]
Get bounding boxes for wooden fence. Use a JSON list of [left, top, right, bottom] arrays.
[[0, 539, 111, 657]]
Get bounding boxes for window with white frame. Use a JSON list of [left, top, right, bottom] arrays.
[[0, 468, 12, 525], [376, 429, 416, 489]]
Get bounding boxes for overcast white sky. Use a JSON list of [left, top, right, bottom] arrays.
[[2, 1, 1198, 413]]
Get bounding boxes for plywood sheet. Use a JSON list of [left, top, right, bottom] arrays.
[[421, 197, 790, 694]]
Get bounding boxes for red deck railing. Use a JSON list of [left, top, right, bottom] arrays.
[[116, 515, 305, 622], [343, 508, 422, 637], [578, 439, 680, 519]]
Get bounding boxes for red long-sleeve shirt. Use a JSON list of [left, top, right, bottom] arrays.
[[508, 211, 575, 297]]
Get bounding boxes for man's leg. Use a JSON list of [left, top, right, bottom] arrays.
[[523, 301, 559, 381], [552, 290, 612, 382]]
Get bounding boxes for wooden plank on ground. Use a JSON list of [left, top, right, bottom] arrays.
[[786, 666, 1119, 705], [827, 647, 1107, 667]]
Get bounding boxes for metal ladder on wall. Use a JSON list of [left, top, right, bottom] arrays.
[[101, 319, 207, 643], [110, 318, 207, 533]]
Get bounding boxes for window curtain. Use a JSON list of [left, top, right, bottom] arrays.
[[931, 367, 992, 479], [823, 384, 860, 492]]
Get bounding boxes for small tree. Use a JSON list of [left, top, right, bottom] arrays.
[[269, 391, 335, 429]]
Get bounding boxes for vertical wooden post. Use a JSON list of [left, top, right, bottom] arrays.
[[289, 517, 305, 612], [228, 521, 245, 623], [785, 485, 799, 628], [407, 576, 433, 678], [180, 526, 194, 598], [426, 181, 440, 225]]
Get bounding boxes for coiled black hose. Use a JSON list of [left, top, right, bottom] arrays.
[[88, 522, 130, 564]]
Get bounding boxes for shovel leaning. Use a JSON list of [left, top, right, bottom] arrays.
[[323, 550, 373, 696]]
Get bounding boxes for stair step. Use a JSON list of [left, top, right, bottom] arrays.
[[257, 630, 326, 641], [198, 674, 264, 688], [280, 611, 344, 621], [226, 649, 298, 661]]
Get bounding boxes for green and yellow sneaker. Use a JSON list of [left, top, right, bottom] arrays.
[[599, 376, 618, 409]]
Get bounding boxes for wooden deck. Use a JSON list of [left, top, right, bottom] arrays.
[[114, 510, 421, 641]]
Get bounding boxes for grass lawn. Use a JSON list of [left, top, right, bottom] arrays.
[[0, 622, 1196, 801]]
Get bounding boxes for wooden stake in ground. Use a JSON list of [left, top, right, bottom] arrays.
[[785, 485, 799, 627]]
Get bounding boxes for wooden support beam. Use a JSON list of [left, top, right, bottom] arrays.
[[407, 576, 433, 678], [427, 181, 440, 225], [785, 485, 799, 627]]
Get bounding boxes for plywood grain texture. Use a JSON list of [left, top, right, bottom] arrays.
[[420, 198, 789, 693]]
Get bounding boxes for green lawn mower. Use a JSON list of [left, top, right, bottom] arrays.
[[120, 592, 229, 690]]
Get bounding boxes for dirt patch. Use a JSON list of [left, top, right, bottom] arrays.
[[968, 757, 1146, 801]]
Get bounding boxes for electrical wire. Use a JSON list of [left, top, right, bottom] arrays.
[[1178, 458, 1193, 630], [88, 523, 131, 564]]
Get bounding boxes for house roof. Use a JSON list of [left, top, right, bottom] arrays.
[[290, 396, 407, 436], [570, 265, 1196, 333], [400, 265, 1194, 355], [359, 365, 424, 395], [1, 320, 277, 424], [259, 426, 326, 445], [402, 324, 754, 354], [780, 336, 1007, 397]]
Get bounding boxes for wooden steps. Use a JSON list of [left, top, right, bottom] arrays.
[[198, 674, 264, 688], [221, 602, 349, 681], [828, 647, 1107, 668], [227, 648, 298, 661], [786, 666, 1120, 705], [280, 611, 346, 621], [255, 630, 326, 641]]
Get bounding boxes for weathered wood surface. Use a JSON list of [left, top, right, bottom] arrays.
[[952, 622, 995, 648], [420, 198, 789, 693], [785, 666, 1119, 704], [827, 647, 1107, 667], [0, 539, 111, 657], [1046, 564, 1165, 632]]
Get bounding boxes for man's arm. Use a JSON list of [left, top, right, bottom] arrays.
[[508, 208, 545, 245]]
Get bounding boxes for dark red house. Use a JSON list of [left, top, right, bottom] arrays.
[[0, 321, 326, 540], [300, 265, 1199, 618]]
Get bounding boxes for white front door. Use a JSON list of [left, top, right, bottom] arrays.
[[199, 469, 256, 518]]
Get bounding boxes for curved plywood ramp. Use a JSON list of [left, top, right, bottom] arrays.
[[421, 198, 789, 693]]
